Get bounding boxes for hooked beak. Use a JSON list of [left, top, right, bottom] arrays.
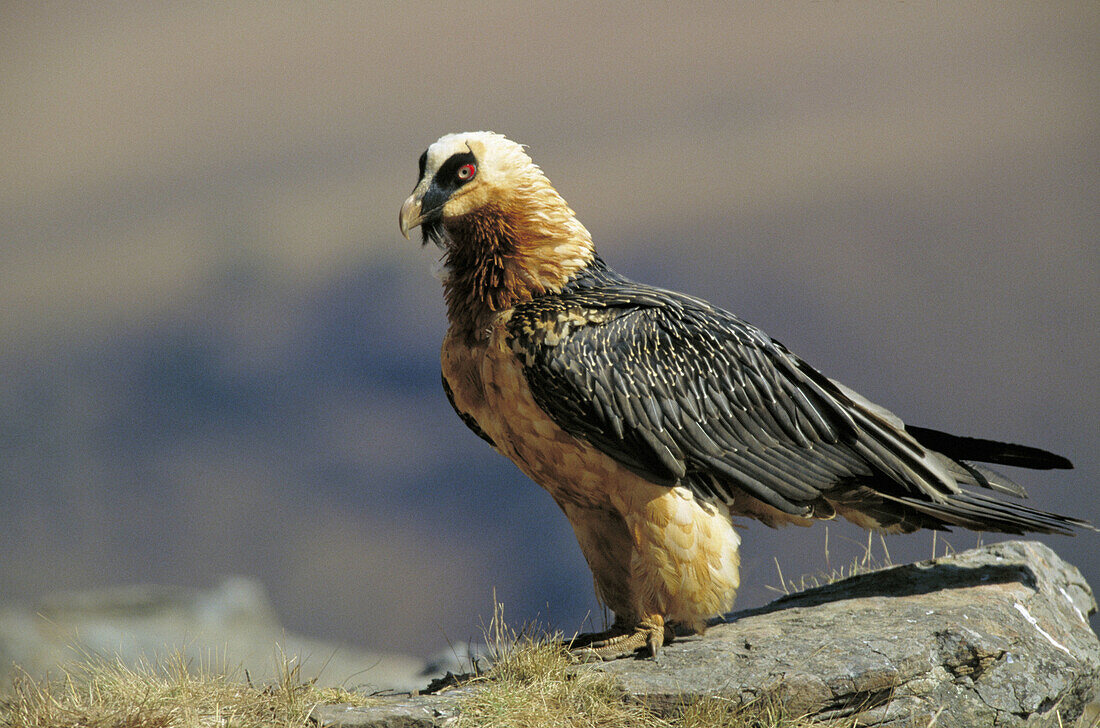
[[399, 193, 424, 239]]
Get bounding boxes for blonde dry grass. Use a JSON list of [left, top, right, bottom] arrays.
[[0, 650, 369, 728], [452, 600, 648, 728]]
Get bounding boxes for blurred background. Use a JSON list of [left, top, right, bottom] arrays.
[[2, 3, 1097, 666]]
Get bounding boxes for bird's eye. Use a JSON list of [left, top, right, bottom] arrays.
[[457, 163, 476, 182]]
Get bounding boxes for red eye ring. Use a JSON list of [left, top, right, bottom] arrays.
[[457, 163, 476, 181]]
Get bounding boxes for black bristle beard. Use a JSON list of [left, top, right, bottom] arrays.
[[421, 220, 447, 249]]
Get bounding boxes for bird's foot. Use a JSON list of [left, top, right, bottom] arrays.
[[568, 616, 670, 662]]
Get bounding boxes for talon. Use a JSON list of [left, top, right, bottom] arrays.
[[647, 631, 663, 661]]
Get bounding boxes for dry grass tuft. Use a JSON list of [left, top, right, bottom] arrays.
[[0, 650, 369, 728], [452, 601, 649, 727]]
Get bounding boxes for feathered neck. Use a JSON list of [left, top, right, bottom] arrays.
[[440, 175, 594, 339]]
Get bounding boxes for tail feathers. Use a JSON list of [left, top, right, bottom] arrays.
[[959, 461, 1029, 498], [906, 425, 1073, 470], [936, 454, 1029, 499], [884, 489, 1094, 536]]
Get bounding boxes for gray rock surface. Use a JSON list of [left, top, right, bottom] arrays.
[[596, 540, 1100, 726], [316, 540, 1100, 727], [0, 577, 426, 693]]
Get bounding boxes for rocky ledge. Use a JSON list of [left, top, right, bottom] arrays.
[[315, 540, 1100, 727]]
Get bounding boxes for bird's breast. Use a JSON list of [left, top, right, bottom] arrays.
[[442, 314, 628, 510]]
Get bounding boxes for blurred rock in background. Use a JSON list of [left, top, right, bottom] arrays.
[[0, 578, 428, 693]]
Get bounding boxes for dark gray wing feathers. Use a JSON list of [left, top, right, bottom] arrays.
[[505, 279, 1088, 536], [509, 288, 870, 515]]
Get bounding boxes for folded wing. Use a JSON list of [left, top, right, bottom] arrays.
[[507, 281, 1086, 536]]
